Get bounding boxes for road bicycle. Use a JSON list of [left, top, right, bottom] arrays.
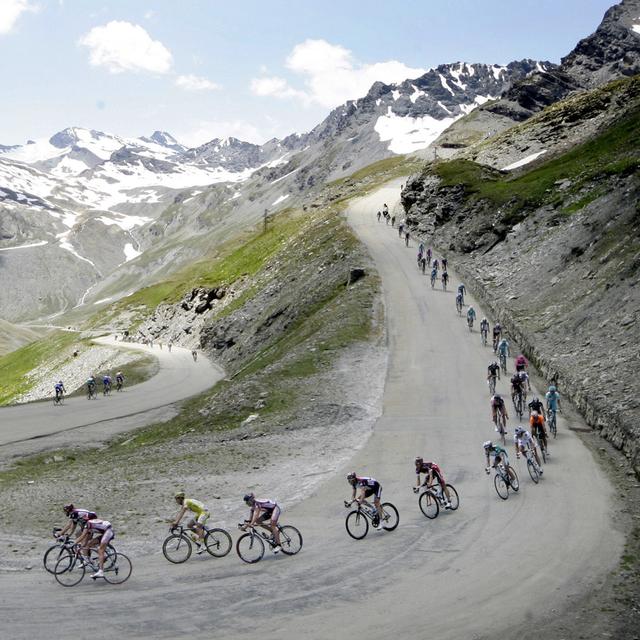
[[499, 352, 507, 375], [162, 523, 232, 564], [513, 390, 524, 419], [488, 375, 497, 395], [456, 295, 463, 315], [44, 528, 117, 573], [467, 316, 474, 332], [519, 446, 543, 484], [53, 543, 131, 587], [494, 412, 507, 446], [87, 384, 97, 400], [116, 379, 124, 392], [535, 432, 548, 464], [53, 392, 64, 406], [488, 463, 519, 500], [416, 483, 460, 519], [442, 275, 448, 291], [103, 383, 111, 397], [547, 408, 558, 438], [481, 327, 488, 347], [430, 271, 437, 288], [344, 500, 399, 540], [235, 522, 303, 563]]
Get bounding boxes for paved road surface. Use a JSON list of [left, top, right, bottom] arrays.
[[0, 337, 224, 447], [0, 182, 621, 639]]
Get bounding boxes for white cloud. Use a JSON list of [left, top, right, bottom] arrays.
[[250, 76, 307, 101], [250, 39, 425, 109], [144, 10, 154, 19], [176, 120, 268, 147], [0, 0, 37, 34], [176, 74, 220, 91], [79, 21, 173, 74]]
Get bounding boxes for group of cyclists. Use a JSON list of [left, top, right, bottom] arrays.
[[55, 371, 125, 402]]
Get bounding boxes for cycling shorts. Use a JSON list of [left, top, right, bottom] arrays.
[[363, 482, 382, 500], [187, 511, 210, 527], [258, 505, 281, 525], [99, 528, 114, 545]]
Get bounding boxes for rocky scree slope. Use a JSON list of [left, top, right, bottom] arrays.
[[401, 83, 640, 476]]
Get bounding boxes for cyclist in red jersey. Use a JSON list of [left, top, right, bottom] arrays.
[[413, 458, 453, 508]]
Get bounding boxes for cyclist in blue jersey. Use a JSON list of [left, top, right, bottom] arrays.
[[54, 380, 66, 402], [546, 385, 561, 413]]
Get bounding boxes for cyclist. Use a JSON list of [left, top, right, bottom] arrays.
[[492, 323, 503, 351], [497, 338, 510, 369], [546, 385, 562, 414], [171, 491, 210, 553], [86, 375, 97, 397], [242, 493, 282, 553], [76, 517, 114, 579], [441, 270, 449, 288], [530, 411, 549, 457], [346, 472, 384, 529], [511, 373, 526, 408], [432, 258, 439, 272], [515, 354, 529, 372], [466, 305, 476, 329], [54, 380, 66, 402], [102, 374, 112, 394], [413, 457, 452, 509], [391, 215, 396, 227], [455, 291, 463, 312], [430, 266, 438, 287], [115, 371, 125, 390], [418, 241, 425, 255], [441, 257, 448, 271], [484, 441, 517, 484], [491, 394, 509, 431], [382, 203, 389, 216], [58, 504, 97, 538], [398, 221, 404, 237], [426, 247, 432, 264], [487, 360, 500, 390], [191, 349, 198, 362], [377, 210, 381, 222], [405, 230, 410, 246], [457, 283, 466, 304], [480, 317, 490, 342], [528, 395, 545, 417], [514, 426, 543, 473]]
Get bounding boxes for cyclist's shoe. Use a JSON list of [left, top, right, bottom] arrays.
[[444, 502, 452, 510], [91, 569, 104, 578], [196, 543, 206, 554], [273, 545, 282, 554], [538, 468, 544, 475], [412, 487, 419, 494], [485, 467, 491, 475]]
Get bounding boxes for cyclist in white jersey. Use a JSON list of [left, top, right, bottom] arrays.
[[242, 493, 282, 553]]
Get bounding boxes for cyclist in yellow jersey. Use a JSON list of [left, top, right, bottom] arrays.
[[171, 491, 210, 553]]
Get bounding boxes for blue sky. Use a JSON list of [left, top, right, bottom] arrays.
[[0, 0, 616, 147]]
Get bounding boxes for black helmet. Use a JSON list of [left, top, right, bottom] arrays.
[[483, 441, 493, 450], [346, 472, 356, 482], [243, 493, 255, 505], [414, 456, 423, 465], [63, 503, 74, 514]]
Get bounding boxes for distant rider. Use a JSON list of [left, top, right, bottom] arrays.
[[466, 306, 476, 328], [457, 283, 466, 304], [413, 457, 452, 509], [490, 393, 509, 431], [54, 380, 66, 402], [346, 473, 384, 529]]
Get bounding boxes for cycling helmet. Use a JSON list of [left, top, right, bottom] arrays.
[[63, 504, 74, 514], [414, 456, 423, 465], [493, 393, 502, 399], [58, 380, 63, 384], [531, 396, 540, 404], [548, 385, 556, 392], [482, 317, 487, 323], [174, 491, 185, 500], [515, 426, 525, 436], [346, 472, 356, 482], [483, 441, 493, 450], [243, 493, 255, 505]]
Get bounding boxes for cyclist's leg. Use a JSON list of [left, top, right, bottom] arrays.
[[270, 507, 281, 546]]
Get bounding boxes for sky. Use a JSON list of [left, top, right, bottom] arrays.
[[0, 0, 617, 147]]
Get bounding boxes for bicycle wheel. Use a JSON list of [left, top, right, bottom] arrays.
[[162, 534, 192, 564], [345, 510, 369, 540], [236, 533, 265, 563], [418, 491, 439, 519], [527, 460, 540, 484], [445, 485, 460, 511], [381, 503, 399, 531], [54, 555, 85, 587], [279, 525, 303, 556], [103, 552, 132, 584], [43, 545, 72, 574], [204, 528, 232, 558], [494, 473, 509, 500]]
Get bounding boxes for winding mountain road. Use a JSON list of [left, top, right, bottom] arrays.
[[0, 181, 621, 639], [0, 337, 224, 448]]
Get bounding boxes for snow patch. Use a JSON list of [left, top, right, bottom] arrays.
[[123, 243, 141, 262], [93, 297, 113, 305], [501, 150, 547, 171], [391, 90, 401, 101], [439, 74, 456, 96], [374, 112, 458, 154], [376, 98, 382, 106], [271, 194, 290, 207], [437, 101, 453, 114], [631, 21, 640, 35], [492, 65, 506, 80], [97, 213, 151, 231], [0, 240, 48, 251], [410, 85, 425, 103], [271, 168, 300, 184], [57, 232, 97, 267]]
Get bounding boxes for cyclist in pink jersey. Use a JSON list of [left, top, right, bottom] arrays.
[[76, 518, 114, 578]]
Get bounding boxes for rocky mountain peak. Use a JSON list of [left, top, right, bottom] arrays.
[[146, 130, 184, 152], [561, 0, 640, 87]]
